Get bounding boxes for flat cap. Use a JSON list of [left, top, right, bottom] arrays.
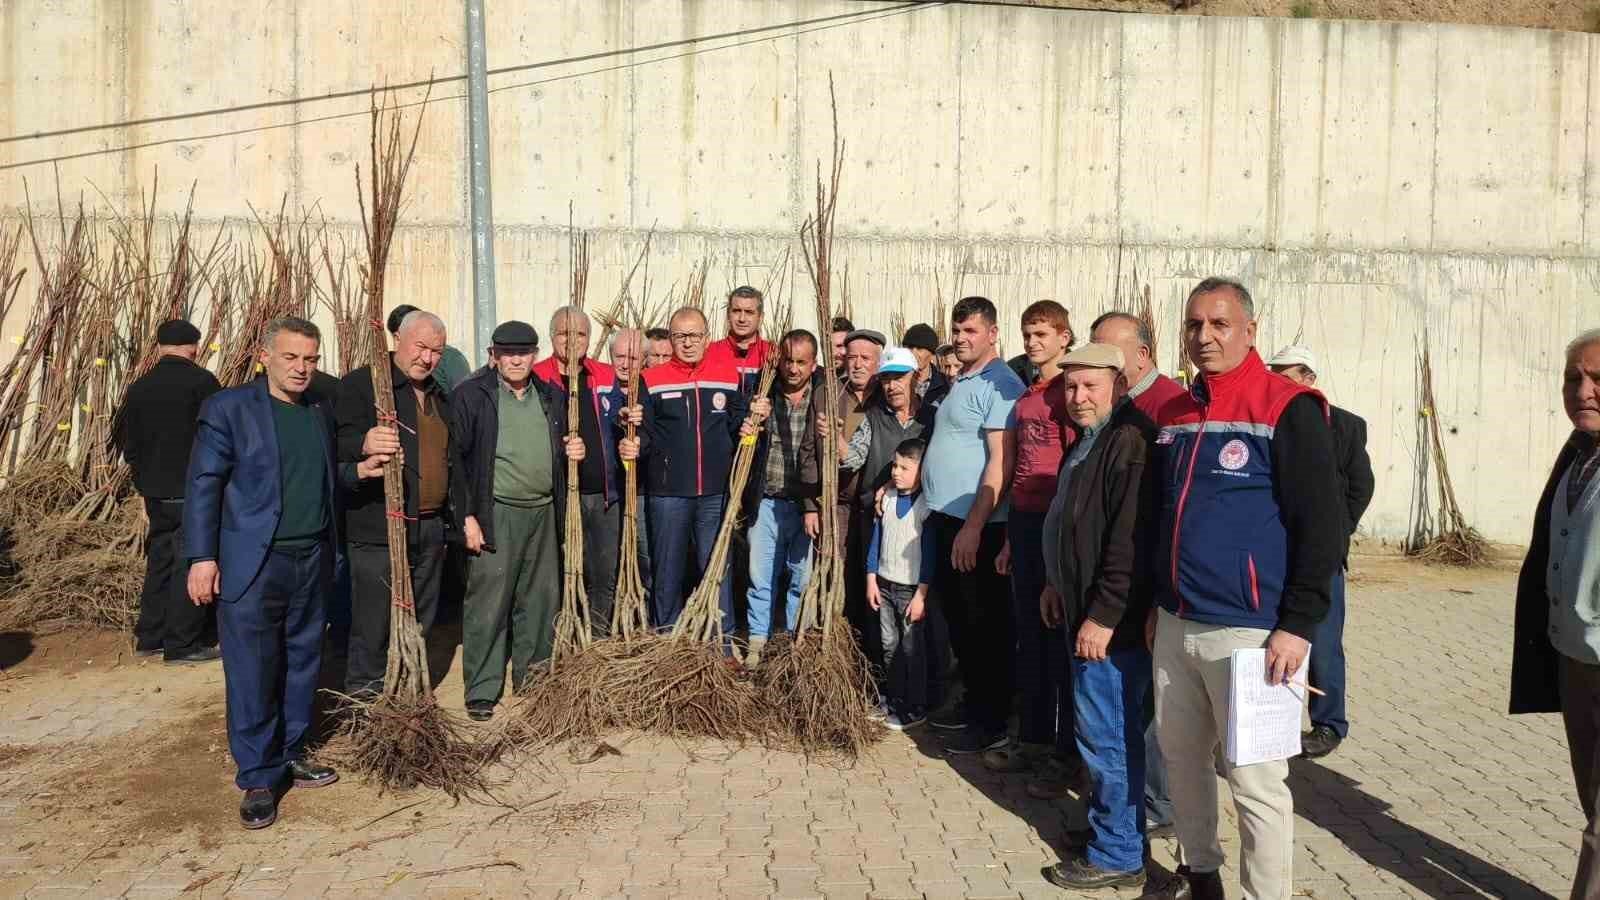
[[491, 320, 539, 350], [1267, 344, 1318, 374], [843, 328, 886, 348], [387, 304, 420, 336], [155, 319, 201, 346], [900, 323, 939, 353], [1061, 342, 1124, 372]]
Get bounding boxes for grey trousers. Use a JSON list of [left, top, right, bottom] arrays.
[[1562, 653, 1600, 900]]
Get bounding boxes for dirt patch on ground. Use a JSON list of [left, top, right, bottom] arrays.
[[33, 700, 371, 847], [1012, 0, 1592, 33], [0, 743, 37, 769], [0, 628, 139, 676]]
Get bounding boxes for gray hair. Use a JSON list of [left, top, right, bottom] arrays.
[[397, 309, 446, 338], [609, 327, 641, 350], [1567, 328, 1600, 360], [1188, 277, 1255, 320], [549, 305, 590, 334], [261, 316, 320, 350], [1090, 311, 1153, 349]]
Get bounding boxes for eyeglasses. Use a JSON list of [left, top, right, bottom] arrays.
[[669, 331, 707, 344]]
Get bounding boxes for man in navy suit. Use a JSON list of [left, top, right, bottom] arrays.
[[185, 317, 388, 829]]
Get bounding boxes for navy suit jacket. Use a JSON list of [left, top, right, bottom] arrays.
[[184, 378, 351, 602]]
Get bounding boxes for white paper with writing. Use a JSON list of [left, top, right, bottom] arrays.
[[1225, 647, 1309, 766]]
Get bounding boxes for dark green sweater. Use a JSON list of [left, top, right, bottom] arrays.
[[271, 397, 329, 547]]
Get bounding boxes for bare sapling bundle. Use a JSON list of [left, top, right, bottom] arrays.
[[1406, 336, 1489, 566], [325, 87, 489, 799], [610, 318, 651, 640], [757, 77, 882, 759], [552, 229, 593, 659], [318, 225, 375, 377]]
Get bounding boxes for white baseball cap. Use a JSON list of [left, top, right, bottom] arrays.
[[1267, 345, 1318, 374], [878, 346, 917, 376]]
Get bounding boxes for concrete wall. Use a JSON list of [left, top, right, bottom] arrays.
[[3, 1, 1597, 546]]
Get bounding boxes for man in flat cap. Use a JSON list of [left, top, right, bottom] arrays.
[[1268, 344, 1374, 760], [450, 321, 584, 721], [1039, 343, 1158, 891], [113, 319, 223, 663]]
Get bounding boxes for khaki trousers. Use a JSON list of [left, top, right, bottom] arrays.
[[1153, 609, 1295, 900], [1561, 653, 1600, 900]]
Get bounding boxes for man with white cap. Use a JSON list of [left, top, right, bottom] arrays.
[[1268, 344, 1374, 759], [1040, 342, 1159, 891], [838, 345, 933, 674]]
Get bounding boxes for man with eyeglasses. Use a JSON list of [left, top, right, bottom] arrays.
[[619, 307, 770, 630]]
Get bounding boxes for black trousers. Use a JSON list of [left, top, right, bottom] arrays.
[[930, 511, 1014, 733], [134, 497, 212, 657], [579, 492, 620, 638], [344, 516, 447, 696]]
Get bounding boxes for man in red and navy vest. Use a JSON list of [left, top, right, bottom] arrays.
[[618, 306, 769, 631], [1146, 278, 1342, 900], [704, 285, 771, 398], [532, 306, 622, 637]]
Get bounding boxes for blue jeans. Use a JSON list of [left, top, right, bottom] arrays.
[[747, 497, 811, 638], [1308, 569, 1348, 737], [647, 494, 732, 633], [1009, 511, 1069, 749], [1074, 645, 1152, 874], [218, 541, 330, 790]]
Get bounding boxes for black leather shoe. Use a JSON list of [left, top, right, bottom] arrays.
[[164, 644, 222, 665], [1149, 865, 1225, 900], [288, 760, 338, 788], [1042, 856, 1145, 890], [240, 788, 277, 829], [1299, 724, 1343, 759], [467, 701, 495, 722]]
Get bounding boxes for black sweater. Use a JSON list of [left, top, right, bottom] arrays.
[[113, 355, 222, 499], [1268, 394, 1346, 638]]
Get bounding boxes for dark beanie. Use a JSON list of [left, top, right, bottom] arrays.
[[386, 304, 420, 336], [155, 319, 201, 346], [901, 323, 939, 353]]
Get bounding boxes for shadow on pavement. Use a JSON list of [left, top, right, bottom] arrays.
[[1289, 759, 1557, 899], [0, 631, 34, 669]]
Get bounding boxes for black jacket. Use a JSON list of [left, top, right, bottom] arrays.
[[113, 355, 222, 499], [448, 367, 568, 552], [743, 370, 822, 514], [1054, 402, 1159, 652], [1511, 433, 1585, 715], [335, 359, 465, 547], [1330, 405, 1375, 554]]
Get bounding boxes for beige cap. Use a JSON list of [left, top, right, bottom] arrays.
[[1061, 342, 1125, 372], [1267, 344, 1318, 373]]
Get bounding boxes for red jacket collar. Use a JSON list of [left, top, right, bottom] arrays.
[[1193, 348, 1267, 402]]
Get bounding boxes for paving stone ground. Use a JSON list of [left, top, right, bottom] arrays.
[[0, 554, 1581, 898]]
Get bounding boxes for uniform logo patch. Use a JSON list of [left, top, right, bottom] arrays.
[[1155, 429, 1176, 445], [712, 391, 727, 411], [1218, 439, 1250, 471]]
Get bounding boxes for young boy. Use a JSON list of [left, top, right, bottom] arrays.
[[866, 438, 937, 731]]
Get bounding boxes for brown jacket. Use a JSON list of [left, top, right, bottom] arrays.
[[1053, 401, 1159, 652]]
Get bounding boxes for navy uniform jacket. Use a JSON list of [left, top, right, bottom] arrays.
[[636, 355, 749, 497], [184, 378, 355, 602]]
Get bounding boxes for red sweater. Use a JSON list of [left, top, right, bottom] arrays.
[[1010, 374, 1075, 514]]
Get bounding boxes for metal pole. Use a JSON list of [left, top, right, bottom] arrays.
[[465, 0, 497, 364]]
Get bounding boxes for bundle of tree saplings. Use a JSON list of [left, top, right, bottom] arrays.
[[322, 90, 492, 800], [755, 85, 884, 761]]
